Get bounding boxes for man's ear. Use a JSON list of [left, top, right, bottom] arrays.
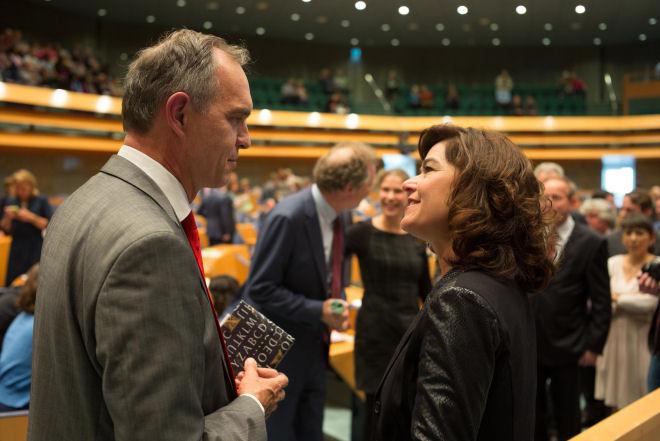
[[164, 92, 190, 138]]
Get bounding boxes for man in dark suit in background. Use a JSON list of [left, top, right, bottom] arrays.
[[532, 176, 611, 441], [246, 142, 376, 441], [198, 187, 236, 244]]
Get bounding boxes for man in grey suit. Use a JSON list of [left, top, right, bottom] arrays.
[[29, 30, 287, 441]]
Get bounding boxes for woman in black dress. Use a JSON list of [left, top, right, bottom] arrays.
[[345, 169, 431, 441], [1, 170, 52, 285], [371, 125, 555, 441]]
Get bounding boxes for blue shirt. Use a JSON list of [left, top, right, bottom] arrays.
[[0, 312, 34, 408]]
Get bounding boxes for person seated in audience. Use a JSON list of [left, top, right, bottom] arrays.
[[280, 78, 299, 105], [385, 69, 400, 102], [295, 80, 309, 105], [494, 69, 514, 111], [1, 169, 53, 286], [373, 124, 554, 440], [525, 95, 539, 115], [570, 71, 587, 96], [319, 67, 334, 94], [208, 275, 240, 318], [511, 94, 525, 115], [558, 70, 573, 96], [333, 69, 349, 95], [0, 285, 20, 351], [326, 91, 349, 114], [445, 84, 460, 110], [595, 214, 658, 410], [419, 85, 434, 109], [345, 168, 431, 441], [408, 84, 421, 109], [0, 264, 38, 411]]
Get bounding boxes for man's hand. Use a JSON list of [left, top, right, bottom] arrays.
[[578, 350, 598, 367], [321, 298, 349, 331], [236, 358, 288, 417], [638, 272, 659, 296]]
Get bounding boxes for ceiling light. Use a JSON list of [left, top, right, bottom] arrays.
[[639, 33, 647, 41], [341, 20, 350, 27], [650, 18, 657, 25], [302, 0, 311, 2], [291, 13, 300, 21], [575, 5, 586, 14], [516, 5, 527, 15], [542, 37, 551, 46], [398, 6, 409, 15], [593, 37, 602, 45], [457, 5, 468, 15], [176, 0, 186, 7], [203, 21, 213, 29], [435, 23, 445, 31], [119, 53, 128, 61], [490, 23, 498, 31], [236, 6, 246, 14], [146, 15, 156, 23], [598, 23, 607, 31], [390, 38, 400, 46], [350, 38, 359, 46], [442, 38, 451, 46], [492, 38, 501, 46], [256, 27, 266, 35], [381, 23, 391, 31], [544, 23, 553, 31], [355, 1, 366, 11], [305, 32, 314, 40]]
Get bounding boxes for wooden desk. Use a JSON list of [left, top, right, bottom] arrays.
[[201, 244, 250, 285], [0, 411, 28, 441], [0, 235, 11, 287]]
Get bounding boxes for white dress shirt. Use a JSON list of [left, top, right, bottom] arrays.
[[311, 183, 339, 267], [555, 214, 575, 261]]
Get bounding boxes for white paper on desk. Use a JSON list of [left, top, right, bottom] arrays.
[[331, 331, 354, 343]]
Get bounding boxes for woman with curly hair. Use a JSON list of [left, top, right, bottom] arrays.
[[371, 124, 555, 441]]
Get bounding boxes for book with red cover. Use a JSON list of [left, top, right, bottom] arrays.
[[220, 300, 295, 373]]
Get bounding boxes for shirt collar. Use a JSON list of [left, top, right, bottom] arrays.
[[311, 184, 338, 224], [118, 145, 191, 222], [556, 214, 575, 244]]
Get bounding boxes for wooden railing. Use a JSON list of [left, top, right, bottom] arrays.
[[2, 82, 660, 160]]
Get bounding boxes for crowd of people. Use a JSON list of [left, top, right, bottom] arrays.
[[0, 28, 122, 96], [1, 28, 660, 441]]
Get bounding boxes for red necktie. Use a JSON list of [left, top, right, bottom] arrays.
[[330, 216, 344, 299], [181, 212, 237, 398]]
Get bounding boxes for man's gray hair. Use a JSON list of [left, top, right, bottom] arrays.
[[313, 142, 377, 193], [122, 29, 250, 134], [534, 162, 565, 180], [580, 198, 616, 229]]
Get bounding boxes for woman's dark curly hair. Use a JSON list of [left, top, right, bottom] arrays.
[[418, 124, 555, 293]]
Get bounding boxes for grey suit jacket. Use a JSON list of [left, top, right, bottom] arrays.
[[28, 155, 265, 441]]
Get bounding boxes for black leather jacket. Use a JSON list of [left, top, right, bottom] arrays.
[[372, 269, 536, 441]]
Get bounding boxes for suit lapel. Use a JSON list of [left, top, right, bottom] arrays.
[[100, 155, 180, 225], [303, 190, 328, 294]]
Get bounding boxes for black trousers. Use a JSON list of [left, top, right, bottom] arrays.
[[535, 363, 581, 441]]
